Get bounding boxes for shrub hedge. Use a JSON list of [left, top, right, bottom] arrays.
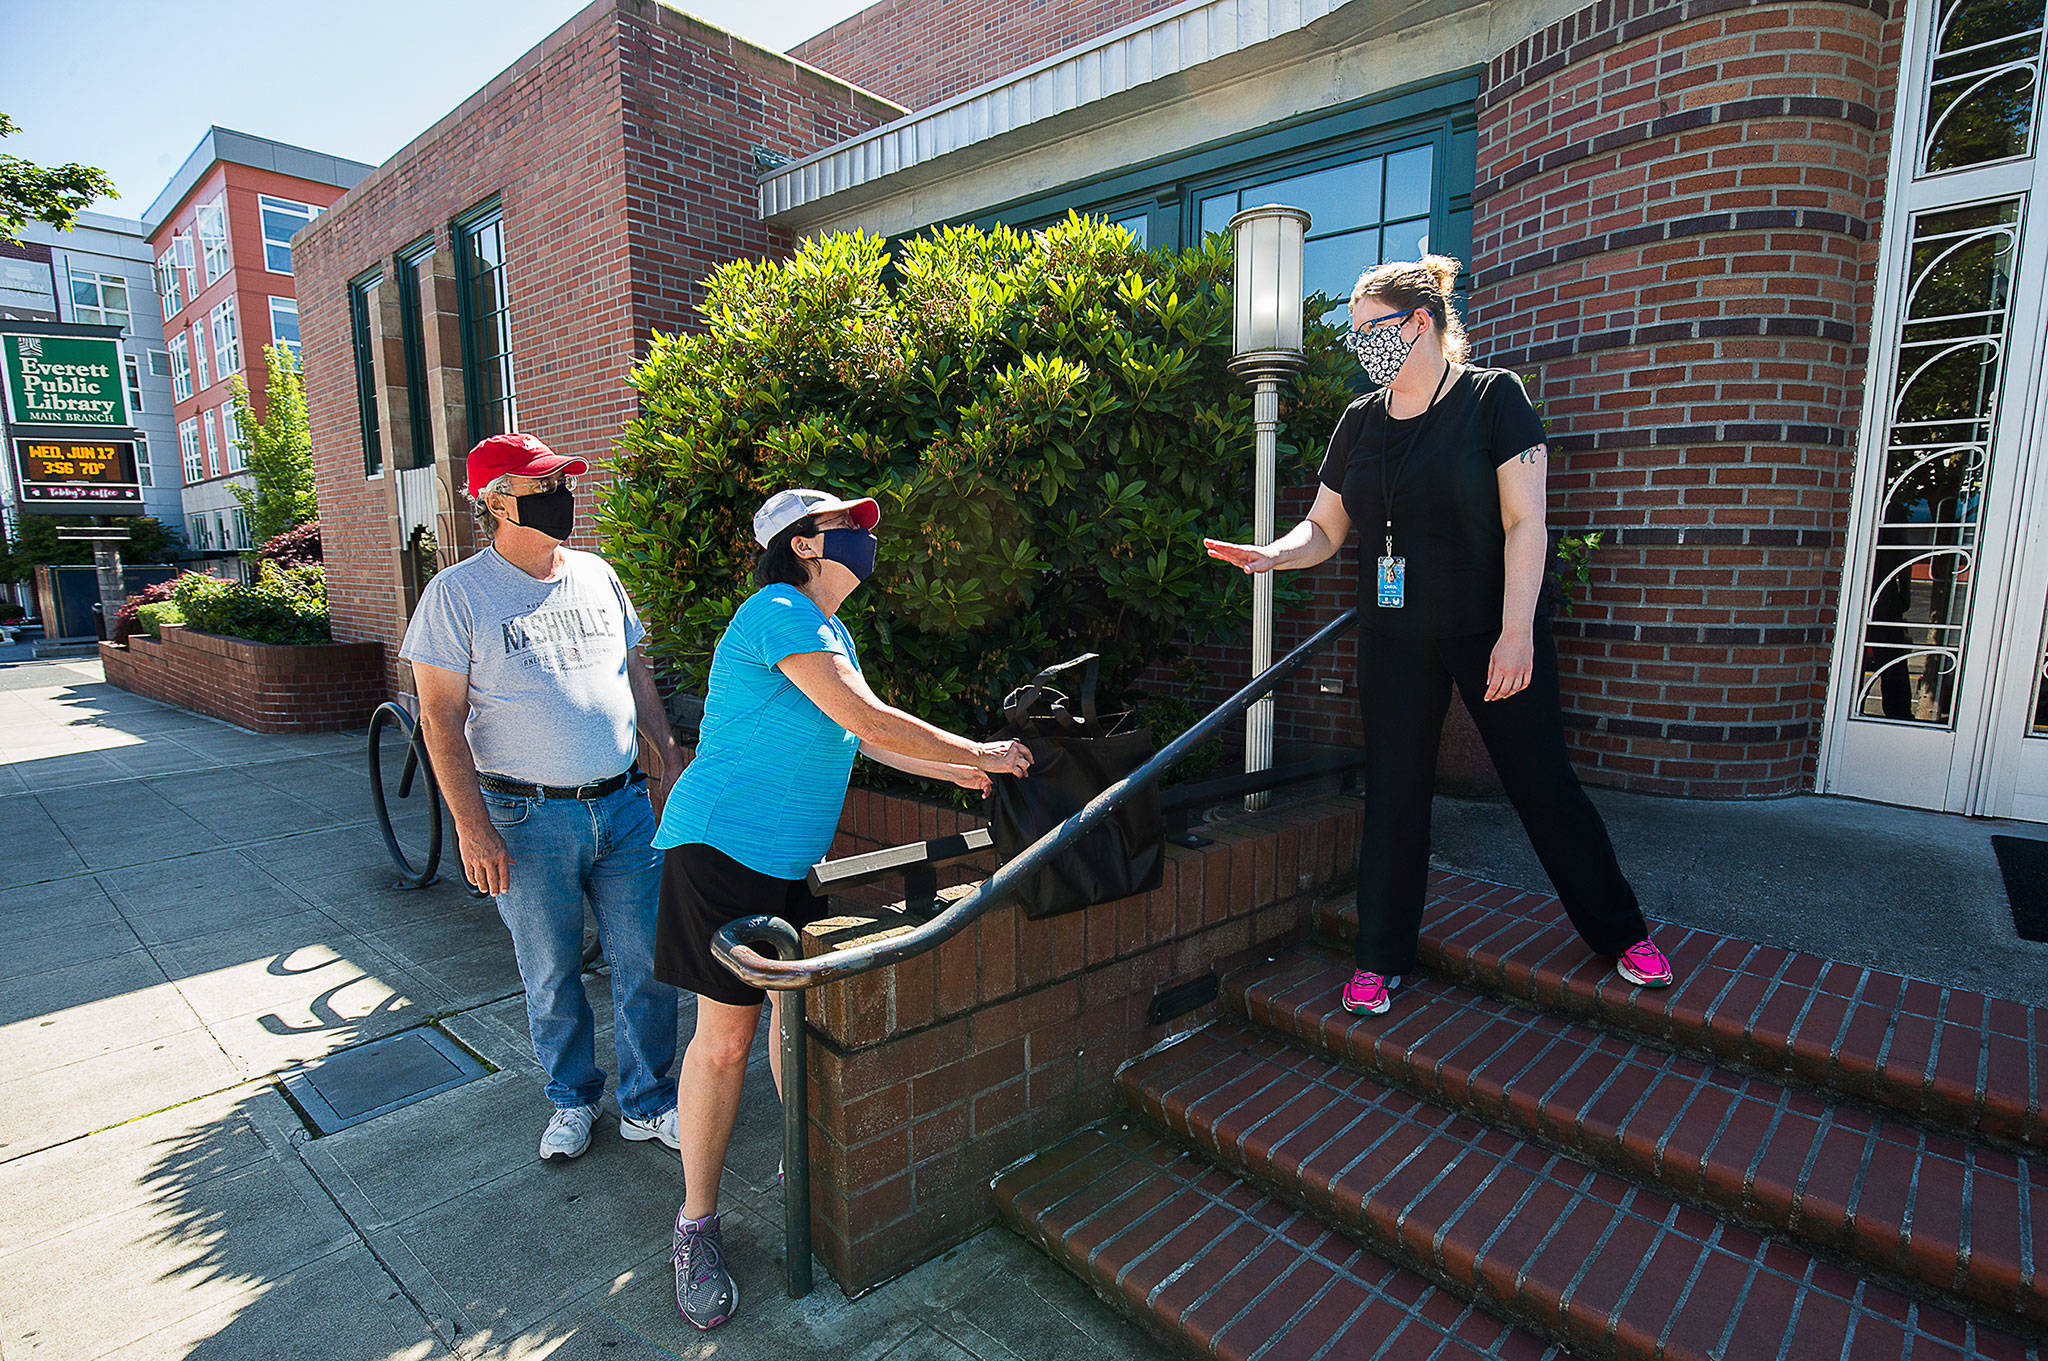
[[171, 564, 329, 645], [602, 216, 1357, 738], [135, 602, 184, 638], [111, 578, 181, 645]]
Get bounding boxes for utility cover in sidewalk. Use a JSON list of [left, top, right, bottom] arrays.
[[280, 1025, 487, 1135]]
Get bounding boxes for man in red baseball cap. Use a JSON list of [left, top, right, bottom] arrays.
[[403, 432, 686, 1164], [465, 431, 590, 500]]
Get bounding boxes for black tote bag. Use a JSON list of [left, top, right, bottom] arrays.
[[991, 654, 1164, 920]]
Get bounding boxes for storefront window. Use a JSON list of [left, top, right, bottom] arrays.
[[456, 203, 518, 439], [351, 272, 383, 477], [397, 240, 436, 464], [1000, 82, 1471, 331], [1198, 143, 1435, 319]]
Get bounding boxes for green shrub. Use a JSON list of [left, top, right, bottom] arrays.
[[603, 215, 1357, 742], [171, 563, 329, 645], [135, 601, 184, 638]]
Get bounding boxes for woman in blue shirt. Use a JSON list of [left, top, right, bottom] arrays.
[[653, 486, 1032, 1331]]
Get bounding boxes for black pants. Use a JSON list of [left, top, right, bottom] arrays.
[[1352, 618, 1648, 974]]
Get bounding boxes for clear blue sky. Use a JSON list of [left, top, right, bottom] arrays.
[[0, 0, 877, 219]]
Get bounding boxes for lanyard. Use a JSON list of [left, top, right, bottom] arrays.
[[1379, 361, 1454, 559]]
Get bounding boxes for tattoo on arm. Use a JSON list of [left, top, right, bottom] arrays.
[[1517, 442, 1548, 465]]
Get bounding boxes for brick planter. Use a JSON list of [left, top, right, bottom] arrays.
[[799, 782, 1363, 1292], [100, 625, 386, 733]]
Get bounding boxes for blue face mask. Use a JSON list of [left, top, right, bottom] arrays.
[[820, 528, 878, 582]]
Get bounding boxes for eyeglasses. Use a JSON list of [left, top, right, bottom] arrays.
[[1339, 307, 1418, 357]]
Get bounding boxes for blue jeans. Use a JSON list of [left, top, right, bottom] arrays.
[[482, 780, 679, 1118]]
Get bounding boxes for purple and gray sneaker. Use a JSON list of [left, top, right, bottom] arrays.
[[673, 1210, 737, 1330]]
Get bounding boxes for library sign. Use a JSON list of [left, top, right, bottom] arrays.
[[1, 333, 129, 428], [10, 438, 144, 514]]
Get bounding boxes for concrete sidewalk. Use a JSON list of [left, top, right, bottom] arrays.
[[0, 656, 1164, 1361]]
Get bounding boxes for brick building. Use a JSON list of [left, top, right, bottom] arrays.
[[143, 128, 370, 571], [299, 0, 2048, 823], [785, 0, 2041, 822], [292, 0, 900, 661], [283, 0, 2048, 1313]]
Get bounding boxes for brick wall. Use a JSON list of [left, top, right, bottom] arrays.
[[295, 0, 898, 693], [100, 626, 385, 732], [295, 1, 628, 686], [1461, 0, 1903, 796], [618, 3, 905, 345], [789, 0, 1184, 110], [803, 784, 1363, 1290]]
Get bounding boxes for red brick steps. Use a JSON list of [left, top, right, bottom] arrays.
[[991, 1122, 1566, 1360], [1111, 1021, 2031, 1360], [989, 871, 2048, 1359], [1231, 948, 2048, 1328], [1322, 872, 2042, 1150]]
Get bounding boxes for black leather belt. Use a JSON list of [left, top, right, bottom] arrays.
[[476, 768, 641, 800]]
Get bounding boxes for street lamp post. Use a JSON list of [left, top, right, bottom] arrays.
[[1228, 205, 1310, 810]]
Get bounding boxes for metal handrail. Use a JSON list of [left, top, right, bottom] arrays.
[[714, 608, 1358, 1299], [713, 607, 1359, 990]]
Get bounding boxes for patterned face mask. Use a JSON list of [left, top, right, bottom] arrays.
[[1342, 308, 1420, 387]]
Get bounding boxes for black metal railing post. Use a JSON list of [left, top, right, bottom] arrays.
[[725, 915, 812, 1297]]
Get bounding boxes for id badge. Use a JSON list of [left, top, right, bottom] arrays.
[[1376, 555, 1406, 608]]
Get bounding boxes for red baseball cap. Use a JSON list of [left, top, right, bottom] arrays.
[[465, 433, 589, 499]]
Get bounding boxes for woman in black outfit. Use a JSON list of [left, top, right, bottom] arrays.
[[1205, 256, 1673, 1015]]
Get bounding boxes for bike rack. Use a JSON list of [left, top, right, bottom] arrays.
[[367, 698, 443, 889], [713, 608, 1360, 1297]]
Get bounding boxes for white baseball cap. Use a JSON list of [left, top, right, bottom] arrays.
[[752, 488, 881, 547]]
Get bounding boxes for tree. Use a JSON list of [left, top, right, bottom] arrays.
[[0, 515, 177, 583], [228, 344, 318, 543], [0, 113, 116, 245]]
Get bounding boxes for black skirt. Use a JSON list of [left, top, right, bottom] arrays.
[[655, 842, 825, 1007]]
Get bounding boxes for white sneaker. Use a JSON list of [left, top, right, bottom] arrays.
[[620, 1106, 680, 1151], [539, 1104, 598, 1161]]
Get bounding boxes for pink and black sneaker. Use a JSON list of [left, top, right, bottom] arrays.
[[1615, 938, 1673, 988], [1341, 970, 1400, 1016]]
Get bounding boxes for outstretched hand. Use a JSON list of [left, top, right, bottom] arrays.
[[1205, 538, 1281, 574]]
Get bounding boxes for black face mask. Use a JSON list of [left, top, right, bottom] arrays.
[[820, 528, 878, 582], [512, 487, 575, 542]]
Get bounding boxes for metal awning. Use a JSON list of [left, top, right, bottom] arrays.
[[758, 0, 1365, 224]]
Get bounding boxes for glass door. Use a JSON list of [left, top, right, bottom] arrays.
[[1823, 0, 2048, 814]]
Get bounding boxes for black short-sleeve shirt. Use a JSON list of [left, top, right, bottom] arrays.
[[1317, 365, 1546, 638]]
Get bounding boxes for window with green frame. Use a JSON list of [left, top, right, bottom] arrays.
[[349, 271, 383, 478], [991, 71, 1477, 323], [454, 199, 518, 441], [395, 237, 435, 467]]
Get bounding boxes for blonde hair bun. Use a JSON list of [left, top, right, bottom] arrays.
[[1420, 254, 1463, 291]]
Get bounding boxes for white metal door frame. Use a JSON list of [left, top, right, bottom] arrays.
[[1821, 0, 2048, 813]]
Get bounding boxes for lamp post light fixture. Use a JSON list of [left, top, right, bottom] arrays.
[[1228, 204, 1311, 809]]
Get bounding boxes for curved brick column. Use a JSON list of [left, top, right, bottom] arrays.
[[1469, 0, 1901, 796]]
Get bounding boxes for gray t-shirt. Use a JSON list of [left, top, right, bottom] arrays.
[[399, 546, 647, 786]]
